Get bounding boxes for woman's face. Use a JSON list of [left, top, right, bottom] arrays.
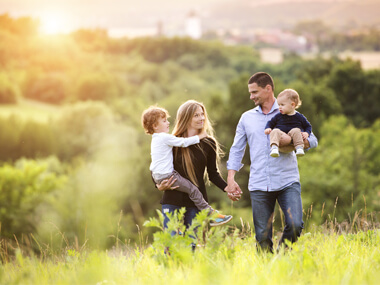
[[188, 105, 205, 131]]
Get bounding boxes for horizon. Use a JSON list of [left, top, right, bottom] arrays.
[[0, 0, 378, 37]]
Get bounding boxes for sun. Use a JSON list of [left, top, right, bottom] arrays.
[[39, 13, 67, 35]]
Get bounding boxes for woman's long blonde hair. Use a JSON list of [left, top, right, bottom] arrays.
[[172, 100, 223, 186]]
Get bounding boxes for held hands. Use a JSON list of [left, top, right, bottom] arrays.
[[264, 128, 272, 135], [225, 181, 242, 201], [156, 175, 178, 191]]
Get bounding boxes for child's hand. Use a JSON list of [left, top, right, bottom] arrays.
[[264, 128, 272, 135], [198, 131, 208, 140], [301, 132, 309, 140]]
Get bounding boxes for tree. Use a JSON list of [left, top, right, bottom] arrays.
[[327, 59, 377, 127], [24, 73, 67, 104], [0, 159, 65, 239], [299, 116, 380, 223], [75, 73, 121, 102], [0, 73, 19, 103]]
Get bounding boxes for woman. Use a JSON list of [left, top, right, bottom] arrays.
[[156, 100, 237, 229]]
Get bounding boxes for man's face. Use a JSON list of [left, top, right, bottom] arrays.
[[248, 83, 270, 106]]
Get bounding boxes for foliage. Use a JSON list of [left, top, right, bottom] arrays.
[[292, 19, 380, 52], [74, 73, 123, 102], [0, 115, 56, 161], [53, 101, 116, 160], [0, 227, 379, 284], [327, 61, 380, 127], [0, 73, 19, 103], [23, 73, 68, 104], [0, 14, 39, 37], [0, 158, 66, 239], [299, 116, 380, 223]]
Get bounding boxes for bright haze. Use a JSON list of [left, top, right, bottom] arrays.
[[0, 0, 379, 36]]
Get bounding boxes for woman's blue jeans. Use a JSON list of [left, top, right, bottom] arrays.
[[162, 204, 199, 240], [249, 182, 304, 252]]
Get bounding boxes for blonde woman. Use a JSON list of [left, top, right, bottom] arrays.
[[156, 100, 235, 235]]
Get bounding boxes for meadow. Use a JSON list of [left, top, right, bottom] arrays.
[[0, 99, 59, 123], [1, 209, 379, 285]]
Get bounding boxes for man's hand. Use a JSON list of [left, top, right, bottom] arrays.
[[225, 182, 242, 201], [226, 170, 243, 201], [156, 175, 178, 191]]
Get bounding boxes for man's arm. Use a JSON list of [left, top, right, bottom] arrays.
[[305, 132, 318, 150], [278, 132, 318, 152], [226, 117, 246, 200]]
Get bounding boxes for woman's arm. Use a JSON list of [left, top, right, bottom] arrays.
[[205, 139, 228, 191]]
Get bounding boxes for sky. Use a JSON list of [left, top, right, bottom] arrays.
[[0, 0, 237, 36], [0, 0, 372, 36]]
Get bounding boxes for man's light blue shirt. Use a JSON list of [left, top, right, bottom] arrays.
[[227, 100, 318, 192]]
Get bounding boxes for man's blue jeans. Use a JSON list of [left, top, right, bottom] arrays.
[[249, 182, 304, 252]]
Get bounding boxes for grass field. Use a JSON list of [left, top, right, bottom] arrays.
[[0, 99, 59, 123], [1, 214, 379, 285]]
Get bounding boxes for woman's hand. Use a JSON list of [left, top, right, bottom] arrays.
[[225, 182, 242, 201], [156, 175, 178, 191]]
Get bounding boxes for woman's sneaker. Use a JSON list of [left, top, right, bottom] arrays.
[[209, 211, 233, 227]]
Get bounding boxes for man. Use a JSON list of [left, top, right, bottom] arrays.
[[225, 72, 318, 252]]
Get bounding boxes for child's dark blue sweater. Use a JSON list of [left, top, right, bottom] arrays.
[[265, 112, 312, 135]]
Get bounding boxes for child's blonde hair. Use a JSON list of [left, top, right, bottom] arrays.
[[277, 88, 302, 109], [141, 106, 169, 134]]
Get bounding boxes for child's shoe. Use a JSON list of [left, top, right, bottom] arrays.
[[270, 147, 280, 157], [209, 210, 232, 227], [295, 148, 305, 157]]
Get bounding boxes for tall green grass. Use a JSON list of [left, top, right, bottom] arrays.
[[1, 209, 379, 285]]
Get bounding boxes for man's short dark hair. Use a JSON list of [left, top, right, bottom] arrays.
[[248, 72, 274, 91]]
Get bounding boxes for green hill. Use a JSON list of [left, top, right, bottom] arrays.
[[0, 99, 59, 123]]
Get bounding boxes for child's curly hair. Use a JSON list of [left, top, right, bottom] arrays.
[[141, 106, 169, 134], [277, 89, 302, 109]]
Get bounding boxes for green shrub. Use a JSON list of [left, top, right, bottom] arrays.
[[0, 158, 66, 239], [0, 73, 19, 103]]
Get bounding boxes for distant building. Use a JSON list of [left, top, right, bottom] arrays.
[[185, 10, 202, 39], [156, 20, 163, 37], [255, 29, 310, 53]]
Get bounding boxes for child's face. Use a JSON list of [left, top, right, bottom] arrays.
[[277, 96, 296, 115], [154, 116, 170, 133]]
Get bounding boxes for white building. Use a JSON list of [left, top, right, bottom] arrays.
[[185, 11, 202, 39]]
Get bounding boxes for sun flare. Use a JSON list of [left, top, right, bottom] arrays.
[[40, 13, 67, 35]]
